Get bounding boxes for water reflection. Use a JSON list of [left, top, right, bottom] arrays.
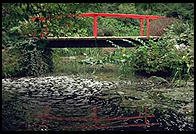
[[2, 76, 194, 131], [2, 92, 194, 131]]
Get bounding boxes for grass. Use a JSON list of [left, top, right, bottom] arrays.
[[51, 46, 194, 84], [53, 56, 120, 81], [52, 47, 140, 80], [52, 50, 136, 82], [94, 63, 120, 81]]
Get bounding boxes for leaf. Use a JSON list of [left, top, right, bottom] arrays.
[[10, 26, 20, 33], [117, 91, 125, 95], [120, 59, 126, 63], [69, 56, 76, 60]]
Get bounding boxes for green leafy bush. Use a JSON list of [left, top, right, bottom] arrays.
[[101, 19, 194, 80], [132, 20, 194, 79], [2, 38, 54, 78], [15, 38, 53, 76], [162, 20, 194, 47], [2, 49, 21, 78]]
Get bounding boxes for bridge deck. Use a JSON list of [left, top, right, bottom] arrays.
[[45, 36, 160, 48]]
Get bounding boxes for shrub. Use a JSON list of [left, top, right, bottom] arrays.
[[133, 20, 194, 80], [162, 20, 194, 48], [15, 38, 53, 76], [102, 19, 194, 80], [2, 38, 54, 78], [2, 48, 21, 78]]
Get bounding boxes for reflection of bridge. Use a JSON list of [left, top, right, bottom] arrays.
[[32, 13, 163, 48], [34, 106, 159, 131]]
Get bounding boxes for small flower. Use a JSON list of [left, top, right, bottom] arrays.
[[41, 33, 44, 38], [31, 16, 40, 22], [182, 56, 186, 60], [122, 49, 126, 53], [40, 17, 46, 22]]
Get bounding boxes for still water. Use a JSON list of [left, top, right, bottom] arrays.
[[2, 75, 194, 131]]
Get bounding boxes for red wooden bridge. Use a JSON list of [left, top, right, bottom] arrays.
[[32, 13, 164, 48]]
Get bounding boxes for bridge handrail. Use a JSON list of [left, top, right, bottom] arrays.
[[77, 13, 164, 38], [77, 12, 163, 20], [31, 13, 164, 38]]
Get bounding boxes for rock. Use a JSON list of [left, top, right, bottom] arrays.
[[66, 87, 73, 92], [18, 88, 27, 93], [53, 91, 60, 96], [30, 88, 36, 92], [66, 100, 75, 104], [3, 86, 10, 90]]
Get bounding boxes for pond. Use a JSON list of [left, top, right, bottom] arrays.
[[2, 75, 194, 131]]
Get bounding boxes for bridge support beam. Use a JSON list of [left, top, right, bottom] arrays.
[[146, 18, 150, 37], [139, 19, 144, 36], [45, 37, 159, 48], [93, 16, 98, 38]]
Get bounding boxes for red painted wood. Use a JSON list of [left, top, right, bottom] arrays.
[[78, 13, 163, 37], [31, 13, 163, 38], [139, 19, 144, 36], [93, 16, 98, 38], [145, 108, 148, 125], [94, 106, 98, 126], [146, 18, 150, 37], [41, 33, 44, 39], [78, 13, 162, 20]]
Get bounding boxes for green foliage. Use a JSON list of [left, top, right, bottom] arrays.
[[52, 47, 104, 76], [15, 38, 53, 76], [117, 3, 137, 14], [131, 20, 194, 80], [99, 19, 194, 81], [98, 18, 140, 36], [2, 3, 194, 40], [2, 3, 91, 40], [164, 3, 194, 23], [2, 3, 82, 78], [2, 3, 194, 80], [2, 49, 21, 78], [135, 3, 194, 24], [162, 20, 194, 47], [2, 38, 53, 77], [162, 20, 194, 81]]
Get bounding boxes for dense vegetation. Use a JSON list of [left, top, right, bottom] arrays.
[[2, 3, 194, 85]]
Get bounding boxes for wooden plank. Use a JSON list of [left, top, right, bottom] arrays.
[[45, 36, 160, 48], [78, 13, 163, 20], [47, 36, 160, 40], [46, 38, 155, 48]]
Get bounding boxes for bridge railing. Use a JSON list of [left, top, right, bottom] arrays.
[[31, 13, 164, 39], [77, 13, 163, 38]]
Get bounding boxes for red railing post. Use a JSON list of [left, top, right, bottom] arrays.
[[94, 106, 98, 126], [139, 19, 144, 36], [146, 18, 150, 37], [31, 13, 162, 38], [93, 16, 98, 38]]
